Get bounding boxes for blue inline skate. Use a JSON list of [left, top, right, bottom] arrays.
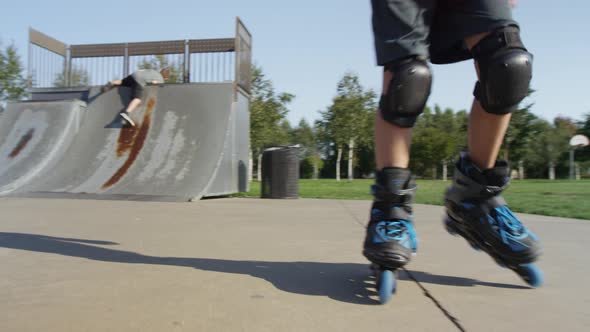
[[444, 153, 543, 287], [363, 167, 418, 304]]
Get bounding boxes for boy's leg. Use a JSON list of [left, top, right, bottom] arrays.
[[468, 100, 512, 169], [119, 98, 141, 127], [444, 26, 541, 285], [365, 60, 431, 269], [364, 0, 435, 270], [124, 98, 142, 114], [465, 32, 512, 169], [374, 71, 412, 170], [119, 85, 145, 127]]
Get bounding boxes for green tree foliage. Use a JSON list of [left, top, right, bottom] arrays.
[[276, 120, 292, 145], [317, 72, 376, 181], [309, 74, 578, 179], [289, 119, 324, 178], [53, 66, 90, 87], [250, 64, 294, 158], [501, 108, 541, 163], [246, 70, 581, 180], [138, 55, 183, 83], [318, 73, 375, 148], [0, 43, 27, 111], [523, 117, 572, 178], [354, 93, 378, 177], [500, 90, 543, 163], [575, 113, 590, 163], [290, 119, 315, 152], [411, 106, 465, 178]]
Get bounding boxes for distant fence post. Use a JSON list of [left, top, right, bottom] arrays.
[[64, 46, 71, 87], [27, 40, 32, 88], [234, 17, 252, 100], [123, 43, 130, 77], [184, 40, 190, 83]]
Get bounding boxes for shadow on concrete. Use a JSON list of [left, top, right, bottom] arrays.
[[399, 270, 528, 290], [0, 232, 527, 305]]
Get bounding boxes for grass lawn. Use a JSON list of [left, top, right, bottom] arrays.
[[237, 179, 590, 220]]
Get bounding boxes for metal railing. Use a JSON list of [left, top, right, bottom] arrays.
[[28, 17, 251, 96]]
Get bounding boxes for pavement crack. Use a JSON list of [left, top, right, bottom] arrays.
[[339, 200, 466, 331], [402, 268, 467, 332], [337, 200, 367, 228]]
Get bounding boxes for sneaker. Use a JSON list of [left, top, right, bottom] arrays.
[[119, 112, 135, 127]]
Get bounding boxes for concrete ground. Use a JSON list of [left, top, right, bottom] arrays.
[[0, 197, 588, 332]]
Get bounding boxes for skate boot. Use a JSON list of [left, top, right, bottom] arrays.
[[363, 167, 418, 303], [444, 153, 543, 287]]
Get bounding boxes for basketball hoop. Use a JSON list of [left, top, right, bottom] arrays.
[[570, 135, 589, 148], [569, 135, 589, 180]]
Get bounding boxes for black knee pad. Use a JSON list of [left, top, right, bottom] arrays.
[[472, 26, 533, 115], [380, 57, 432, 128]]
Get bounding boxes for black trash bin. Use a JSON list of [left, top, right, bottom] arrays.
[[261, 146, 299, 199]]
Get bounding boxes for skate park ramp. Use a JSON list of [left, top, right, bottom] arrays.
[[0, 100, 87, 195], [0, 83, 249, 201]]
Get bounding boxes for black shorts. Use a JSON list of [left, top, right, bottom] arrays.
[[371, 0, 518, 65], [131, 85, 146, 100], [121, 75, 147, 100]]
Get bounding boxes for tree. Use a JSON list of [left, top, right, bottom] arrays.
[[138, 55, 183, 83], [53, 66, 90, 87], [411, 105, 466, 178], [249, 64, 294, 180], [501, 108, 539, 163], [0, 43, 27, 111], [575, 112, 590, 163], [411, 126, 455, 178], [317, 72, 376, 181], [523, 118, 571, 179], [290, 119, 327, 179], [276, 120, 292, 146], [500, 90, 539, 165], [290, 119, 315, 151]]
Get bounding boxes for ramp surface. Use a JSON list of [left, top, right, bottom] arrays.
[[0, 100, 86, 194], [0, 83, 248, 201]]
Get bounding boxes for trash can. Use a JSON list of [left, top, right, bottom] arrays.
[[261, 146, 299, 199]]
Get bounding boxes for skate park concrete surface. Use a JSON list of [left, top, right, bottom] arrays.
[[0, 197, 588, 332]]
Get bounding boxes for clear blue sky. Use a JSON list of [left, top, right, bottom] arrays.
[[1, 0, 588, 125]]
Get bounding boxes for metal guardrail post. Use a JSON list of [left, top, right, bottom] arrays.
[[184, 40, 190, 83], [27, 40, 33, 88], [123, 44, 129, 76], [64, 46, 71, 87]]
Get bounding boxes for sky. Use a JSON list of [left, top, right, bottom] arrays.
[[1, 0, 588, 125]]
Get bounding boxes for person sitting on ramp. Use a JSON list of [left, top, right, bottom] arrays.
[[104, 68, 170, 127]]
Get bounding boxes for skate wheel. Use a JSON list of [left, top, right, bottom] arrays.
[[377, 270, 396, 304], [369, 263, 379, 273], [494, 257, 507, 268], [517, 263, 543, 288], [444, 219, 457, 236]]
